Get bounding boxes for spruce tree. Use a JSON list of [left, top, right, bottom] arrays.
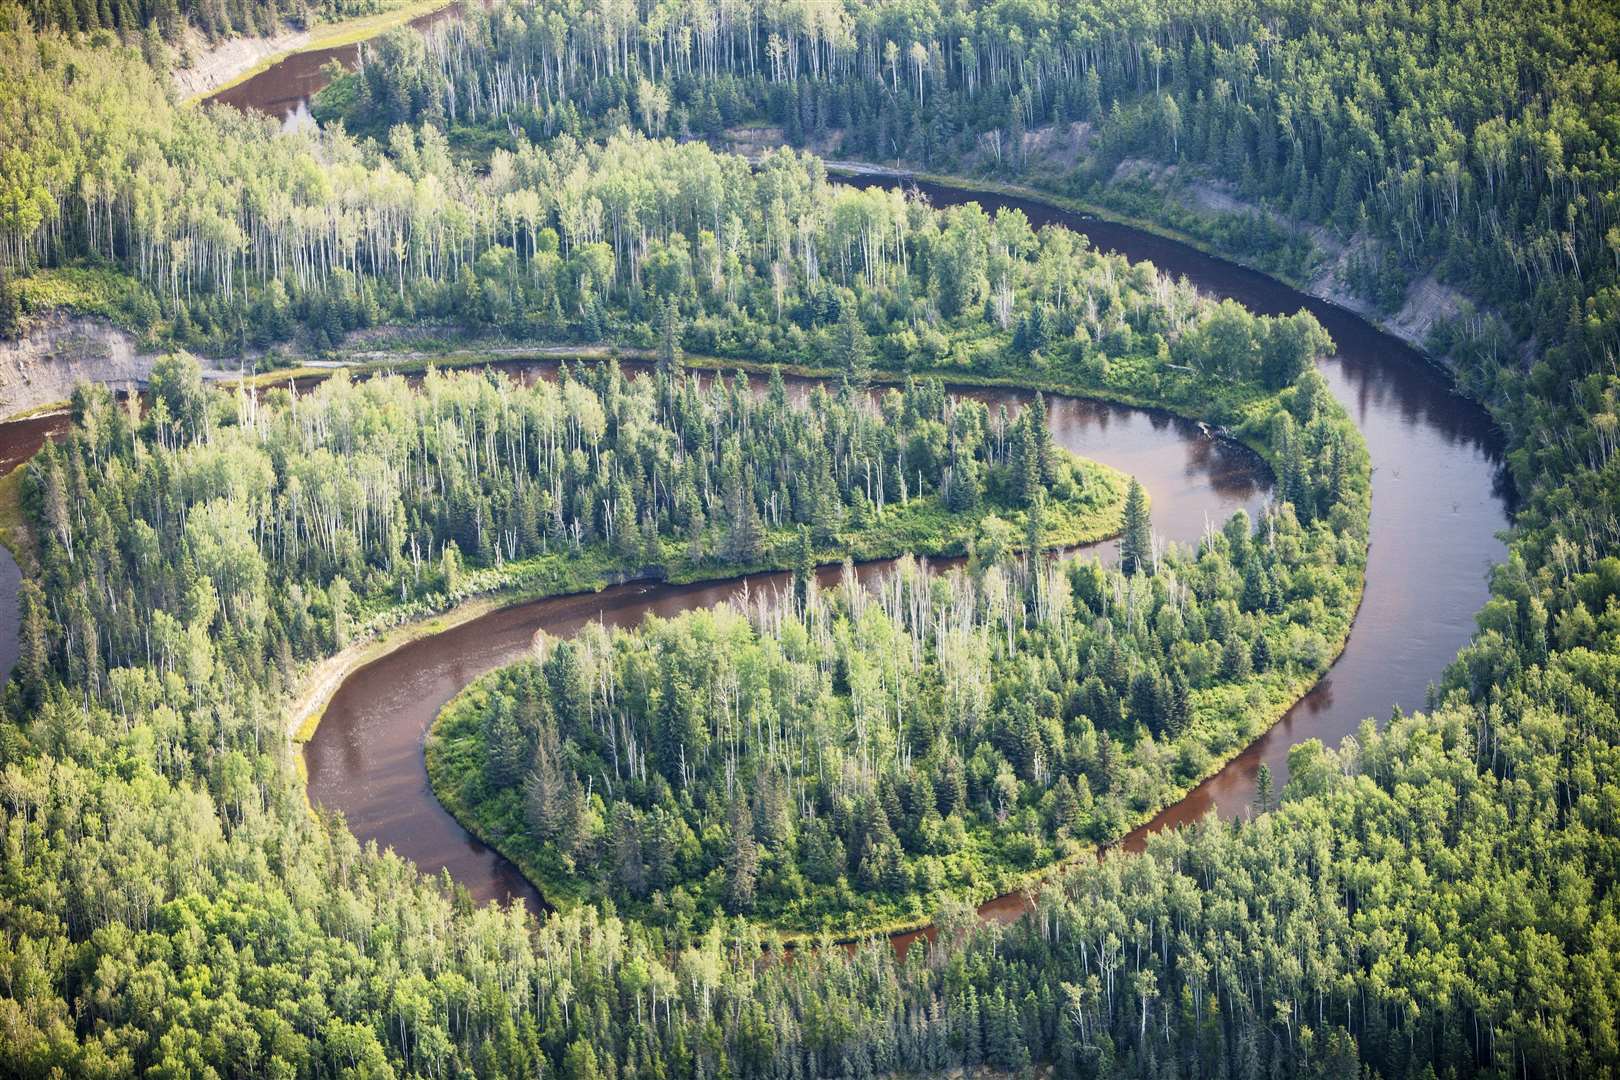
[[1255, 763, 1274, 814], [15, 580, 51, 709], [656, 298, 682, 378], [725, 796, 758, 912], [0, 268, 19, 339], [482, 700, 530, 788], [1167, 671, 1191, 737], [610, 804, 647, 899], [792, 525, 814, 611], [1120, 477, 1151, 575], [834, 303, 872, 389], [1023, 491, 1045, 563], [1131, 670, 1163, 735]]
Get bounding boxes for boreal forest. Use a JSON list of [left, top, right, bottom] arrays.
[[0, 0, 1616, 1077]]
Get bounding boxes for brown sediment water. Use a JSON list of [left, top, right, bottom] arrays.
[[0, 176, 1511, 949], [891, 179, 1511, 848], [878, 176, 1512, 949], [297, 169, 1510, 927]]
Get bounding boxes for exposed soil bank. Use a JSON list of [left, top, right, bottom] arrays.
[[172, 25, 312, 101], [198, 0, 464, 127], [0, 314, 151, 419], [174, 0, 459, 105]]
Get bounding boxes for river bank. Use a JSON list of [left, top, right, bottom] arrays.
[[822, 159, 1471, 368], [174, 0, 457, 103], [716, 116, 1477, 369], [287, 437, 1129, 746], [297, 367, 1319, 916]]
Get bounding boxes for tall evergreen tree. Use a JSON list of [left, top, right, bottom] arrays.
[[792, 525, 814, 611], [0, 268, 19, 339], [725, 796, 758, 912], [656, 298, 682, 379], [1254, 763, 1274, 814], [1120, 477, 1151, 575], [834, 302, 872, 389]]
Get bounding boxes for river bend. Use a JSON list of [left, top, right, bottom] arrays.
[[0, 176, 1510, 940]]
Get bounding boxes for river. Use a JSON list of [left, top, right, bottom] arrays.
[[200, 2, 464, 129], [0, 413, 74, 685], [0, 152, 1511, 945]]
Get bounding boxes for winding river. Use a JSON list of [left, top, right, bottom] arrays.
[[295, 175, 1513, 923], [0, 105, 1512, 940], [891, 178, 1518, 854], [305, 385, 1273, 915]]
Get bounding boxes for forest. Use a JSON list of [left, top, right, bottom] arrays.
[[1, 12, 1336, 422], [318, 0, 1619, 381], [10, 354, 1142, 713], [1, 0, 1620, 1077]]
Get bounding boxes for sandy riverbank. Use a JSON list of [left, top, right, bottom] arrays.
[[171, 0, 455, 103]]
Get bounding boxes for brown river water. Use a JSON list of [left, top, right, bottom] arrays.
[[201, 2, 463, 129], [0, 75, 1512, 943]]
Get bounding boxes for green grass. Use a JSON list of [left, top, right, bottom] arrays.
[[12, 267, 154, 336]]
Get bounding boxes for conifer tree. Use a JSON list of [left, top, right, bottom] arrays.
[[792, 525, 814, 611], [482, 699, 530, 788], [1254, 763, 1274, 814], [834, 303, 872, 389], [1120, 477, 1151, 575], [15, 580, 51, 709], [725, 796, 758, 912], [656, 298, 682, 379], [0, 268, 19, 339]]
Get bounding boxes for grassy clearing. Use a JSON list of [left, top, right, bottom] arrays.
[[0, 468, 32, 570]]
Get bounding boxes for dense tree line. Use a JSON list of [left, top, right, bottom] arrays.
[[0, 299, 1375, 1075], [0, 316, 1380, 1077], [15, 0, 408, 46], [2, 18, 1331, 425], [334, 0, 1618, 371], [432, 366, 1366, 934], [12, 356, 1134, 710]]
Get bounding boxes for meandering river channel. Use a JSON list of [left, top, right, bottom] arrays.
[[0, 96, 1512, 942]]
